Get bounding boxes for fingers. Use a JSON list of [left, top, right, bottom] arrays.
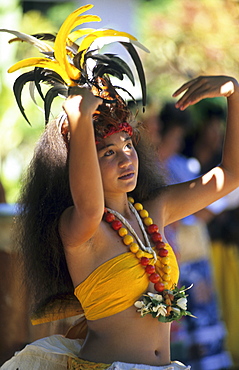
[[173, 76, 225, 110], [173, 76, 239, 111], [63, 87, 102, 116], [173, 77, 208, 110], [63, 95, 82, 114], [172, 78, 198, 98]]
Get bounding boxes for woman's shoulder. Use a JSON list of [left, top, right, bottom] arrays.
[[140, 192, 168, 229], [144, 185, 169, 208]]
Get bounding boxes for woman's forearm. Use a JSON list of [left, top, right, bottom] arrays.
[[64, 92, 104, 219]]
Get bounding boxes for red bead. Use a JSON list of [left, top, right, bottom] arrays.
[[155, 241, 166, 250], [151, 232, 163, 243], [145, 265, 155, 274], [105, 213, 115, 223], [140, 257, 150, 266], [147, 224, 159, 234], [111, 220, 123, 230], [158, 248, 168, 257], [154, 282, 165, 292], [149, 273, 160, 283]]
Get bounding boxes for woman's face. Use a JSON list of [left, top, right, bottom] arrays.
[[97, 131, 138, 196]]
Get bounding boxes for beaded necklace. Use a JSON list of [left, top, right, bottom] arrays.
[[104, 197, 171, 293], [104, 197, 194, 322]]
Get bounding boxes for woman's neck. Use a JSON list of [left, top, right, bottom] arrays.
[[104, 193, 131, 218]]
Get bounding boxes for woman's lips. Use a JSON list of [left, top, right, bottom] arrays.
[[118, 172, 134, 180]]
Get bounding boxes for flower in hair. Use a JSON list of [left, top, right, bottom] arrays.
[[0, 4, 149, 125]]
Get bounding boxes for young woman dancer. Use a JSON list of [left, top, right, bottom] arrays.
[[61, 76, 239, 370], [1, 6, 239, 370]]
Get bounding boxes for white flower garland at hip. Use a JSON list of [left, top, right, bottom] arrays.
[[134, 284, 196, 323]]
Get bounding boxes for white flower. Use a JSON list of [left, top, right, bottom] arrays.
[[176, 297, 187, 310], [147, 292, 163, 302], [152, 303, 167, 317], [134, 300, 152, 316], [171, 307, 181, 316], [134, 301, 144, 309]]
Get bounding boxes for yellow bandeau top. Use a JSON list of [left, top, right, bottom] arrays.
[[74, 243, 179, 321]]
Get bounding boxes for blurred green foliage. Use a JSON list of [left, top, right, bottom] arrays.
[[0, 1, 75, 203], [1, 0, 239, 202], [136, 0, 239, 103]]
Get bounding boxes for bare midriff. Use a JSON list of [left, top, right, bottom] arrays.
[[79, 305, 171, 366]]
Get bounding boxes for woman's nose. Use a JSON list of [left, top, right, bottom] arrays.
[[118, 152, 131, 168]]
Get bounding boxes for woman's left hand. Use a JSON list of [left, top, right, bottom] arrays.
[[173, 75, 239, 110]]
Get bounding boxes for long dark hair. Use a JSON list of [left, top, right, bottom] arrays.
[[15, 104, 166, 316], [15, 119, 74, 313]]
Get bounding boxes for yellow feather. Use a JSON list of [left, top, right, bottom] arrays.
[[79, 29, 137, 53], [78, 29, 137, 67], [8, 57, 80, 86], [54, 4, 101, 80], [68, 28, 96, 43]]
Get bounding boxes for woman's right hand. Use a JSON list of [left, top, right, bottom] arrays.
[[63, 87, 101, 125]]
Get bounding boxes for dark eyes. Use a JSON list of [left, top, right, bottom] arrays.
[[104, 149, 115, 157], [126, 142, 133, 149], [103, 142, 133, 157]]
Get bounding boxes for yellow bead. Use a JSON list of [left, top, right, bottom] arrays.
[[134, 202, 143, 211], [161, 257, 169, 264], [163, 273, 171, 281], [144, 252, 153, 259], [139, 209, 149, 218], [130, 242, 140, 253], [163, 281, 170, 289], [143, 217, 153, 226], [136, 250, 145, 259], [128, 197, 134, 204], [123, 234, 134, 245], [163, 265, 171, 273], [118, 227, 128, 237]]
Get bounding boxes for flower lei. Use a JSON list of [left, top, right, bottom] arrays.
[[134, 285, 195, 323]]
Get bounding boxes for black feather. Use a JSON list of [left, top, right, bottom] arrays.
[[34, 68, 66, 87], [66, 40, 80, 55], [104, 54, 135, 85], [120, 42, 147, 111], [13, 71, 37, 125], [31, 33, 56, 42], [44, 85, 68, 124], [113, 84, 136, 104], [89, 53, 135, 85], [13, 67, 68, 125], [93, 65, 124, 80], [33, 68, 46, 101], [72, 50, 85, 71], [32, 68, 67, 111]]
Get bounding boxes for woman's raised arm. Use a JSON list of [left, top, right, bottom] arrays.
[[59, 88, 104, 247], [160, 76, 239, 226]]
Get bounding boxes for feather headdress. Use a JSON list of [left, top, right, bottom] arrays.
[[1, 4, 149, 125]]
